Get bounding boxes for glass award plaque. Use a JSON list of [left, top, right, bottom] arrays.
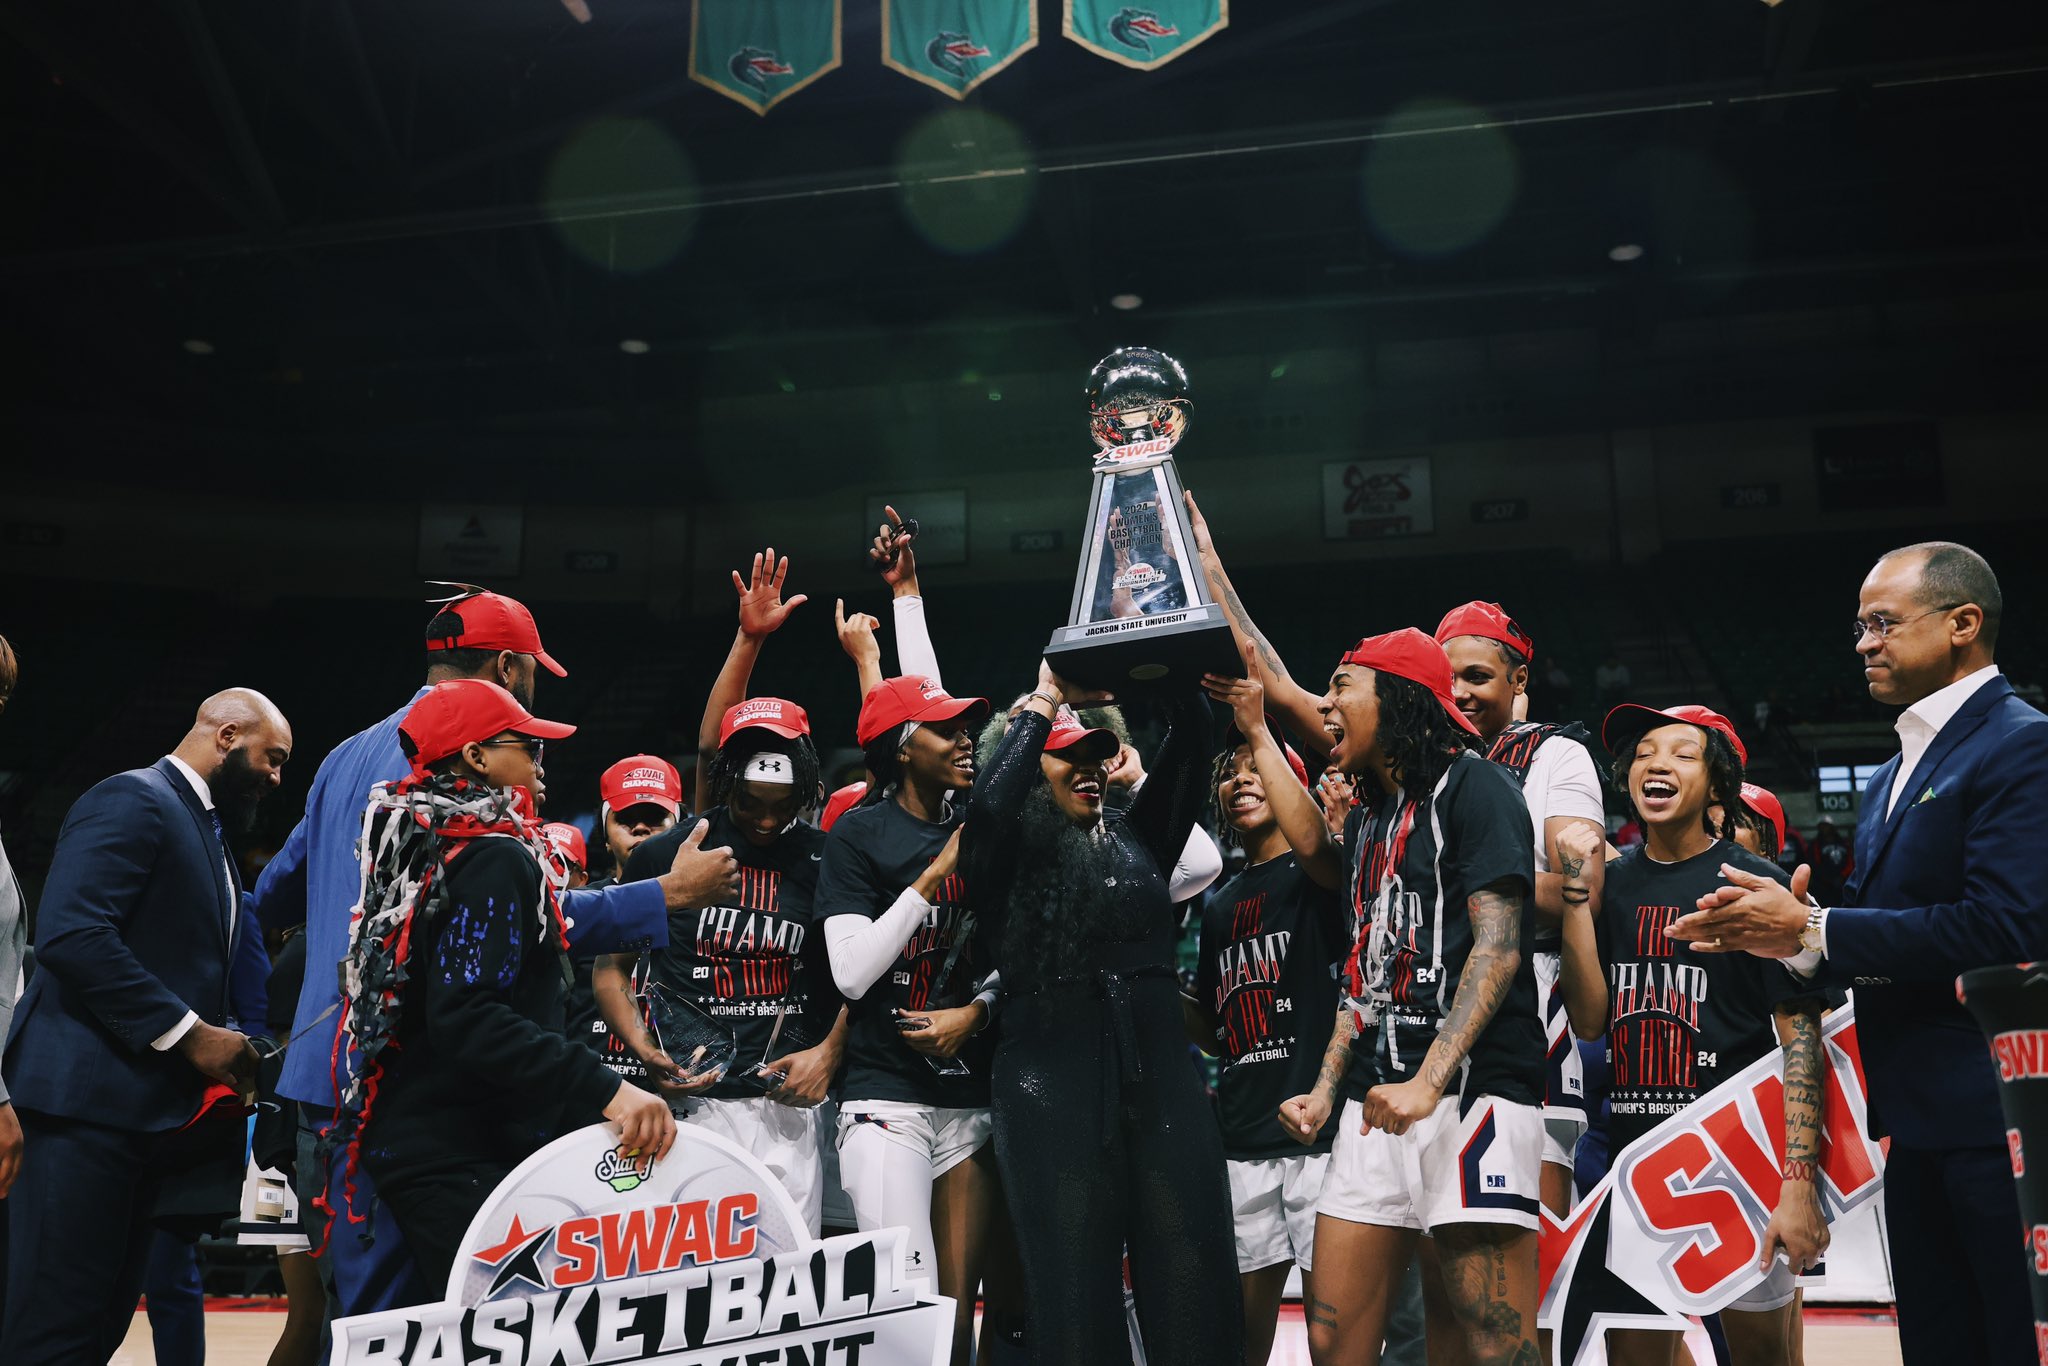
[[639, 980, 738, 1084], [1043, 347, 1240, 691]]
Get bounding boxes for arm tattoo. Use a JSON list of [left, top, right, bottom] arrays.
[[1314, 1006, 1356, 1097], [1214, 576, 1288, 681], [1419, 883, 1523, 1094], [1559, 850, 1592, 906], [1780, 1001, 1826, 1167]]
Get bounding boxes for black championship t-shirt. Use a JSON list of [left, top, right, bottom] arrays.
[[1598, 842, 1821, 1154], [624, 808, 835, 1100], [1196, 852, 1346, 1159], [814, 796, 990, 1108], [563, 875, 654, 1088], [1341, 751, 1542, 1106]]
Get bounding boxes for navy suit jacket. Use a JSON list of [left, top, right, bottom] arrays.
[[1826, 675, 2048, 1149], [3, 758, 242, 1133]]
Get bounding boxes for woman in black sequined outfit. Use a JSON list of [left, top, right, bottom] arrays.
[[963, 662, 1242, 1366]]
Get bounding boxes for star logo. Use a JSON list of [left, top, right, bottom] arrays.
[[472, 1214, 552, 1295]]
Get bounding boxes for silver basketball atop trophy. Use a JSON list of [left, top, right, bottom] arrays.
[[1086, 345, 1193, 464]]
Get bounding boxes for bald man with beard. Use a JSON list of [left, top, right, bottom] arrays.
[[1, 688, 292, 1363]]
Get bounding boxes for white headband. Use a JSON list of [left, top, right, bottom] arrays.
[[741, 752, 796, 786]]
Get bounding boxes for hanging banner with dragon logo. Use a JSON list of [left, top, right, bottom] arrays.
[[883, 0, 1037, 100], [690, 0, 842, 116], [1063, 0, 1227, 69]]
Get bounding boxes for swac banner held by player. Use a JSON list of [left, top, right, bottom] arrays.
[[332, 1126, 951, 1366], [1538, 1006, 1886, 1365]]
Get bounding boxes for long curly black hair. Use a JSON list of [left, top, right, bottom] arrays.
[[707, 728, 822, 808], [1376, 673, 1480, 800], [1609, 726, 1745, 841], [997, 780, 1144, 984]]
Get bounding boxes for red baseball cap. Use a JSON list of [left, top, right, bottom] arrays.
[[1338, 629, 1482, 737], [1601, 703, 1749, 766], [399, 679, 575, 773], [1221, 722, 1312, 788], [1045, 705, 1121, 763], [1738, 782, 1787, 854], [820, 781, 867, 832], [856, 676, 990, 749], [720, 697, 811, 747], [424, 589, 566, 678], [541, 821, 588, 869], [600, 754, 683, 816], [1433, 601, 1535, 662]]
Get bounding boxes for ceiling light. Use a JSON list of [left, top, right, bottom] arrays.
[[988, 390, 1002, 402], [618, 338, 650, 355], [1109, 293, 1142, 311], [1607, 243, 1644, 263], [181, 338, 215, 355]]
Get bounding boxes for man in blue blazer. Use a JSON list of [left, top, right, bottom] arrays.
[[249, 587, 738, 1332], [1, 688, 293, 1363], [1673, 541, 2046, 1364]]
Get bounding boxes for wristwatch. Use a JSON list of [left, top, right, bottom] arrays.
[[1797, 906, 1826, 956]]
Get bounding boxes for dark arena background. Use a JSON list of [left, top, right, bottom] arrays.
[[2, 1, 2046, 1362]]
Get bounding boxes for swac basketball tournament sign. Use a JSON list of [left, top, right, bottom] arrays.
[[332, 1127, 951, 1366], [1539, 1007, 1887, 1363]]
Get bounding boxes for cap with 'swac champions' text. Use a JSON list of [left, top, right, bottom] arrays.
[[600, 755, 683, 816]]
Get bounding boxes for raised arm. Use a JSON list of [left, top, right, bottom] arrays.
[[835, 600, 885, 702], [1125, 688, 1215, 877], [870, 505, 944, 682], [1183, 490, 1331, 762], [695, 547, 809, 813], [1203, 641, 1343, 890]]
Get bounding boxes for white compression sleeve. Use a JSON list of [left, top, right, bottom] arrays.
[[1169, 825, 1224, 903], [891, 595, 943, 683], [826, 886, 935, 1000]]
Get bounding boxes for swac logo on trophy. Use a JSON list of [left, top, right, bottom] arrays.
[[1043, 346, 1240, 690]]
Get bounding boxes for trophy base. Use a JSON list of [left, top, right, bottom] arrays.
[[1044, 604, 1242, 694]]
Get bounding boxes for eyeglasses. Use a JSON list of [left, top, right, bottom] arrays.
[[478, 737, 545, 764], [1850, 604, 1961, 642]]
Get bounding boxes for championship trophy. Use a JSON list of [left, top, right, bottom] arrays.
[[1042, 347, 1241, 690]]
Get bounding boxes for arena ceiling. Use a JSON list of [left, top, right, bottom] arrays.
[[1, 0, 2044, 498]]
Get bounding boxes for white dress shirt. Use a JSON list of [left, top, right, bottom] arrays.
[[1784, 663, 2003, 970], [1885, 664, 2002, 819], [150, 755, 239, 1051]]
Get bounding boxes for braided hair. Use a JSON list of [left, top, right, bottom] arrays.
[[707, 728, 822, 808], [1609, 727, 1745, 841], [1375, 672, 1480, 800]]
